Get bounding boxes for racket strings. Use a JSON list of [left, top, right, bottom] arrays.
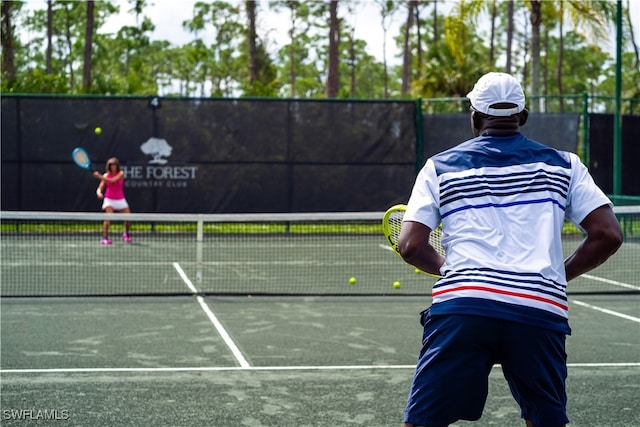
[[384, 206, 445, 258], [383, 204, 444, 279], [73, 151, 89, 165], [386, 211, 404, 253], [429, 227, 445, 257], [387, 212, 403, 240]]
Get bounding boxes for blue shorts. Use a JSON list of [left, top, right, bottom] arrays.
[[404, 310, 569, 427]]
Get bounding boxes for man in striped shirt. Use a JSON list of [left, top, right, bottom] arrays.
[[398, 72, 623, 427]]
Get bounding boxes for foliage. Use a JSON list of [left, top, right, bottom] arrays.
[[0, 0, 638, 108], [0, 67, 68, 93]]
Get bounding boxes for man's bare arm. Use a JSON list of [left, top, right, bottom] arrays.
[[398, 221, 445, 277], [565, 205, 623, 282]]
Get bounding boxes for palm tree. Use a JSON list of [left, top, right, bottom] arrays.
[[526, 0, 616, 111], [444, 0, 502, 70], [552, 1, 616, 111]]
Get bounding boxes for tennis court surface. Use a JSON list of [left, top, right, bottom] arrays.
[[1, 210, 639, 426]]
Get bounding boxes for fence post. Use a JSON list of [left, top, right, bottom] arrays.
[[415, 98, 424, 173], [581, 92, 589, 165], [613, 0, 623, 196]]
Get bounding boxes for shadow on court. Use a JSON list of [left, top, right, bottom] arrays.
[[1, 296, 638, 426]]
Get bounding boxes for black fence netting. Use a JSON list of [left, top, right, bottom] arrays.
[[421, 113, 580, 159], [588, 114, 640, 197], [1, 96, 418, 213], [2, 95, 638, 213]]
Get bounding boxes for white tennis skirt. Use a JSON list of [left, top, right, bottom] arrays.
[[102, 198, 130, 211]]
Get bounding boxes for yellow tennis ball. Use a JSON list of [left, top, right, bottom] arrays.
[[393, 281, 401, 289], [414, 268, 421, 274], [94, 127, 102, 135], [349, 277, 357, 284]]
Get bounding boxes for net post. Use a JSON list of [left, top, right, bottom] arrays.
[[196, 218, 203, 284]]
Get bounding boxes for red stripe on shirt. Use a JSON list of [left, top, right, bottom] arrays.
[[432, 285, 568, 311]]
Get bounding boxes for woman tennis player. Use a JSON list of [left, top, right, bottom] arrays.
[[93, 157, 132, 245]]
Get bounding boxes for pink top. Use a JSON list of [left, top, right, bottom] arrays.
[[104, 174, 125, 200]]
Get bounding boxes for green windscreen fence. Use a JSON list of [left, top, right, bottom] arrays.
[[1, 96, 418, 213], [1, 207, 638, 298], [4, 95, 638, 214]]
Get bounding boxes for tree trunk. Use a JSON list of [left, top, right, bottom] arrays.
[[506, 0, 513, 73], [557, 1, 564, 113], [82, 0, 95, 92], [349, 28, 356, 97], [625, 0, 639, 70], [415, 2, 422, 80], [289, 11, 296, 97], [46, 0, 53, 74], [543, 26, 549, 111], [325, 0, 339, 98], [522, 8, 529, 90], [489, 0, 496, 66], [246, 0, 257, 86], [401, 1, 416, 96], [528, 0, 542, 112], [433, 0, 438, 44], [62, 3, 75, 90], [377, 0, 393, 98], [1, 0, 16, 83], [382, 34, 388, 98]]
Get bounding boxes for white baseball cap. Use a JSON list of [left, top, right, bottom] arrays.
[[466, 72, 525, 116]]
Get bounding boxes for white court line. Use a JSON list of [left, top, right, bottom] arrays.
[[379, 246, 639, 292], [3, 261, 178, 267], [172, 262, 251, 369], [4, 260, 394, 267], [2, 362, 638, 374], [571, 299, 640, 323], [380, 244, 394, 252], [173, 262, 200, 294], [581, 274, 640, 292]]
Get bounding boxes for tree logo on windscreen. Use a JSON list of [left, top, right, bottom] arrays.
[[140, 137, 172, 164], [122, 137, 198, 189]]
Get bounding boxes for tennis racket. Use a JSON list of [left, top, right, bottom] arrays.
[[382, 204, 444, 278], [71, 147, 98, 172]]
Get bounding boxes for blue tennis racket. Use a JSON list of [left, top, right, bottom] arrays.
[[71, 147, 97, 172]]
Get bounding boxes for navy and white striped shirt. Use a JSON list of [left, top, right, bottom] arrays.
[[404, 132, 611, 333]]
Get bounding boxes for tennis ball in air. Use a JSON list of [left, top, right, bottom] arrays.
[[349, 277, 357, 285], [94, 127, 102, 135], [393, 281, 401, 289], [414, 268, 421, 274]]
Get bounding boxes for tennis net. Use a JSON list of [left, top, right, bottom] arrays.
[[1, 208, 638, 297]]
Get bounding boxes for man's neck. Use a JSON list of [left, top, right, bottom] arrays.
[[480, 116, 520, 135], [481, 126, 519, 136]]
